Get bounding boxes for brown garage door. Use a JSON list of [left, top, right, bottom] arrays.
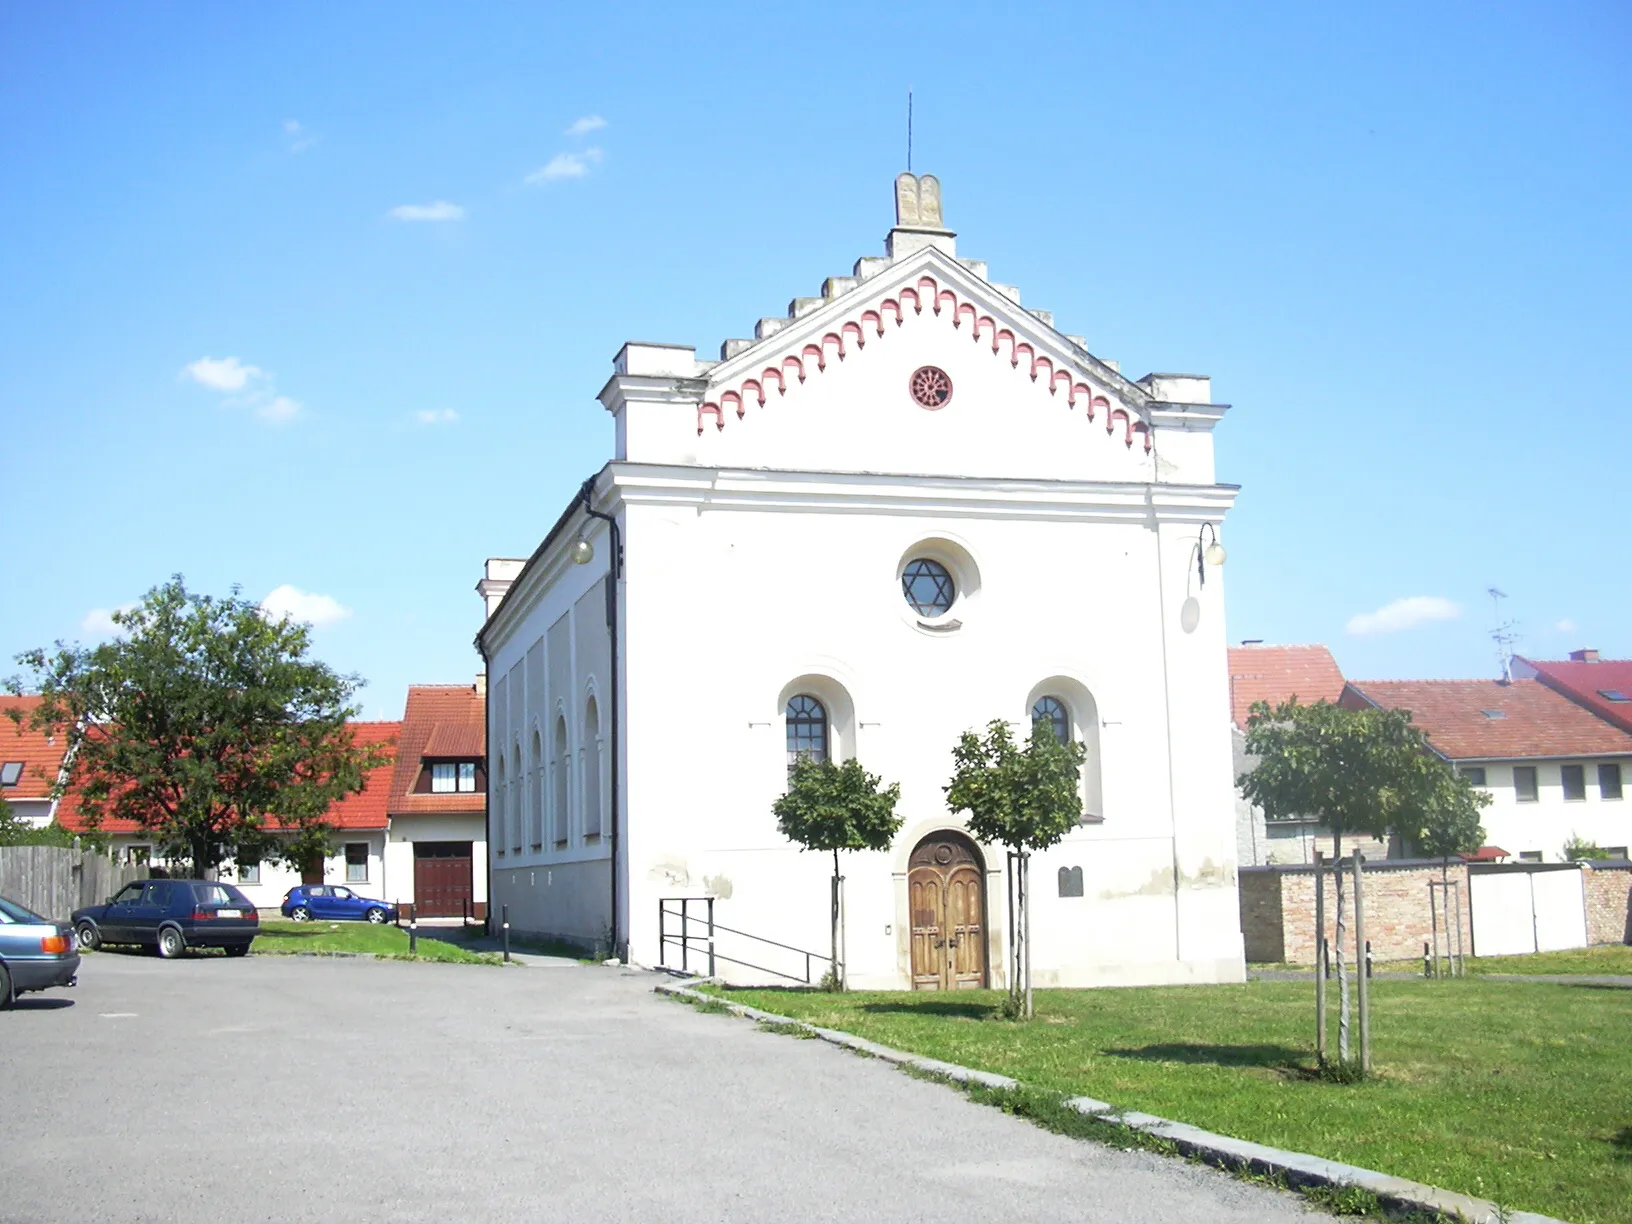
[[413, 842, 474, 918]]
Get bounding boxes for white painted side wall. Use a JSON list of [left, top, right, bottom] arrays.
[[1460, 757, 1632, 861]]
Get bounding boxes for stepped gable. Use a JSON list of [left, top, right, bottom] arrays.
[[695, 172, 1157, 452]]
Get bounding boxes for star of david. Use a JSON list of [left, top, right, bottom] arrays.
[[902, 559, 955, 616]]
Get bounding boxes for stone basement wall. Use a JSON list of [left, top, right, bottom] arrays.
[[1240, 861, 1473, 965], [1583, 861, 1631, 945]]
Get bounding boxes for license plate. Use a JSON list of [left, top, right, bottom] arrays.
[[218, 909, 241, 918]]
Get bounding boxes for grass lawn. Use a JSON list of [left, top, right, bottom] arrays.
[[253, 920, 503, 965], [1466, 944, 1632, 976], [712, 979, 1632, 1224]]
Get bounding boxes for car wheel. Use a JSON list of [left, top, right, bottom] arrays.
[[224, 944, 250, 958], [290, 906, 311, 922], [0, 960, 11, 1010], [156, 926, 186, 960], [366, 908, 387, 925], [76, 922, 103, 952]]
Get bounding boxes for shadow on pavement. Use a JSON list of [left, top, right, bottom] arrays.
[[7, 996, 75, 1010]]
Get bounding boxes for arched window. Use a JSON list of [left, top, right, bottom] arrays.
[[1032, 696, 1070, 744], [529, 729, 544, 849], [510, 746, 523, 853], [494, 756, 506, 856], [552, 715, 569, 846], [584, 696, 602, 840], [786, 695, 828, 768]]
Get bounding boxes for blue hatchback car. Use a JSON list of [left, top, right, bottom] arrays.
[[281, 885, 397, 924]]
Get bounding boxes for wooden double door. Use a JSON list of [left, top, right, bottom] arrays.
[[413, 841, 474, 917], [908, 833, 988, 990]]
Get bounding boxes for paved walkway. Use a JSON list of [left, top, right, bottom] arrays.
[[2, 954, 1317, 1223]]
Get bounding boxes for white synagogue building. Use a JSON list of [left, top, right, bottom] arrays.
[[476, 174, 1246, 989]]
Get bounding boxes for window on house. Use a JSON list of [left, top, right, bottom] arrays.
[[431, 763, 456, 793], [1459, 766, 1487, 787], [1517, 851, 1543, 863], [1598, 690, 1629, 703], [786, 695, 828, 769], [1600, 845, 1628, 859], [1032, 696, 1071, 744], [345, 843, 368, 883], [1600, 763, 1623, 801], [552, 719, 569, 848], [457, 761, 477, 792], [1513, 766, 1539, 803], [237, 862, 261, 885], [0, 762, 22, 787], [1562, 764, 1586, 802], [125, 845, 151, 867], [1480, 710, 1506, 720]]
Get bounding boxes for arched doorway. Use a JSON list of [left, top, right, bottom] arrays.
[[908, 831, 988, 990]]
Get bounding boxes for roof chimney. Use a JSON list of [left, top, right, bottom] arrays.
[[1570, 648, 1600, 663]]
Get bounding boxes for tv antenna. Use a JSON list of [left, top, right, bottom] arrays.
[[1488, 587, 1519, 682], [907, 88, 913, 172]]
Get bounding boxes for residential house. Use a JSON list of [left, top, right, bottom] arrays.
[[0, 696, 71, 828], [1513, 649, 1632, 736], [1342, 678, 1632, 863], [1227, 644, 1385, 865], [477, 173, 1247, 987], [380, 684, 488, 919]]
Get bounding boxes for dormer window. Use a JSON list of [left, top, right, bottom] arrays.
[[430, 761, 478, 794]]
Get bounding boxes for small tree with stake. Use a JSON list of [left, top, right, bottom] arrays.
[[946, 718, 1085, 1020], [773, 757, 902, 991], [1413, 768, 1487, 977], [1240, 698, 1481, 1072]]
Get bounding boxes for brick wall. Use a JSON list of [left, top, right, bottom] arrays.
[[1583, 861, 1631, 945], [1241, 860, 1472, 965]]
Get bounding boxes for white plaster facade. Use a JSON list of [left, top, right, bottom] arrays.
[[1455, 758, 1632, 862], [479, 177, 1247, 987]]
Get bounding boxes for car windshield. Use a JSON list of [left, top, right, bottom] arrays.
[[0, 895, 47, 924]]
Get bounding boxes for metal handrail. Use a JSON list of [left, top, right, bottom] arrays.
[[658, 896, 832, 985]]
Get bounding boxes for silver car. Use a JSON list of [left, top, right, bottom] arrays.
[[0, 893, 80, 1007]]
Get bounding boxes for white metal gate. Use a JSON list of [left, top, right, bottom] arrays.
[[1469, 864, 1587, 957]]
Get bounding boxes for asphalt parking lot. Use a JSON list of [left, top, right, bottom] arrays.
[[1, 952, 1314, 1223]]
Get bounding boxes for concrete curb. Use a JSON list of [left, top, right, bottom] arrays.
[[655, 978, 1568, 1224]]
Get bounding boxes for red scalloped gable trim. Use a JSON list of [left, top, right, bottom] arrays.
[[698, 274, 1151, 453]]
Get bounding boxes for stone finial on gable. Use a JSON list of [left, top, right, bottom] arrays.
[[889, 172, 955, 259]]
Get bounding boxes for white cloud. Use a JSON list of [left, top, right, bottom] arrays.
[[81, 603, 138, 638], [414, 408, 459, 425], [1346, 596, 1462, 637], [182, 356, 263, 392], [526, 148, 603, 183], [260, 585, 352, 628], [256, 395, 302, 425], [283, 119, 316, 153], [1556, 618, 1578, 634], [388, 201, 466, 222], [564, 114, 606, 137]]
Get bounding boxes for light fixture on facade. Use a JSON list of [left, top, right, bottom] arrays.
[[1195, 523, 1226, 587], [570, 537, 594, 565]]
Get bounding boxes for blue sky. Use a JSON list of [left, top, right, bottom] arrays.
[[2, 2, 1627, 718]]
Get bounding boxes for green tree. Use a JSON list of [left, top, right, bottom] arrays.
[[945, 718, 1085, 1020], [774, 756, 902, 990], [7, 576, 392, 879], [1562, 834, 1610, 862], [1239, 699, 1479, 1067]]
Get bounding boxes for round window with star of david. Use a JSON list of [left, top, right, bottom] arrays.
[[902, 558, 956, 618]]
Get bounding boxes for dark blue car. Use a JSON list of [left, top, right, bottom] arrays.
[[72, 879, 258, 959], [281, 885, 396, 924]]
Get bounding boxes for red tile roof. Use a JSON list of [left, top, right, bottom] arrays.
[[1227, 644, 1347, 727], [1342, 678, 1632, 760], [55, 721, 401, 834], [0, 697, 72, 800], [1515, 656, 1632, 736], [389, 685, 485, 817]]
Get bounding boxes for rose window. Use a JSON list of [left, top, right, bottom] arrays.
[[908, 366, 953, 409]]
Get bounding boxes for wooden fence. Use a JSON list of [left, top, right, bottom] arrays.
[[0, 845, 145, 921]]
